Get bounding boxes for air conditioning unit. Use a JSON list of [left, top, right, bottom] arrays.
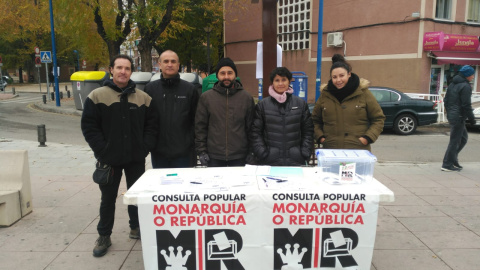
[[327, 32, 343, 47]]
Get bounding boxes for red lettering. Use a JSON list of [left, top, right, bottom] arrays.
[[154, 216, 165, 226]]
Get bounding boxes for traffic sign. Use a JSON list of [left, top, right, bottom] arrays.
[[40, 51, 52, 63], [82, 59, 87, 66], [35, 47, 40, 56], [0, 55, 3, 67], [35, 57, 41, 67]]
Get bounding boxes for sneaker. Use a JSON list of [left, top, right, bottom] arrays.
[[93, 235, 111, 257], [453, 162, 463, 169], [441, 166, 461, 172], [129, 227, 140, 239]]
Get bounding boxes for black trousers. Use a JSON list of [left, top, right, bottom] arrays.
[[97, 161, 145, 236], [442, 120, 468, 167]]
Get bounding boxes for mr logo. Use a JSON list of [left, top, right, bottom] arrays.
[[274, 228, 359, 269], [156, 229, 245, 270]]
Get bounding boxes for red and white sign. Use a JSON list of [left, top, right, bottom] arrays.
[[128, 168, 393, 270], [423, 31, 480, 52], [34, 47, 40, 56]]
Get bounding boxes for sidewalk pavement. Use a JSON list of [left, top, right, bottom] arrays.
[[1, 85, 480, 269]]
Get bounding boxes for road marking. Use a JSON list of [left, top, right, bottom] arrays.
[[0, 96, 42, 104]]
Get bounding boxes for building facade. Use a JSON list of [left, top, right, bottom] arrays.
[[224, 0, 480, 103]]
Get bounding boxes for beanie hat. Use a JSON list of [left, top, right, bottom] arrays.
[[459, 65, 475, 77], [215, 58, 237, 78]]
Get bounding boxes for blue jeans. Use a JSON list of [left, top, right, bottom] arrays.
[[97, 161, 144, 236], [151, 152, 191, 168], [442, 120, 468, 167]]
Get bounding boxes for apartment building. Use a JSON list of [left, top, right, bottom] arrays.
[[224, 0, 480, 102]]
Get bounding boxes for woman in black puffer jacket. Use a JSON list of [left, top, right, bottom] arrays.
[[250, 67, 314, 166]]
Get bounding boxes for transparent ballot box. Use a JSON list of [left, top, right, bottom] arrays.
[[315, 149, 377, 184]]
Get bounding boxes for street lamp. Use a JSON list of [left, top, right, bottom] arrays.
[[204, 26, 212, 74]]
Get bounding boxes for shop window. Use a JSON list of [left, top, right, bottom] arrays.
[[277, 0, 310, 51], [467, 0, 480, 23], [436, 0, 452, 20]]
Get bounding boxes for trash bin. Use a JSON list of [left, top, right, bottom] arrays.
[[70, 71, 109, 110], [291, 71, 308, 102], [130, 72, 152, 90], [150, 72, 161, 82], [180, 73, 203, 96]]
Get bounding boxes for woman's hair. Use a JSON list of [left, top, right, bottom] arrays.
[[330, 54, 351, 74], [269, 67, 292, 82]]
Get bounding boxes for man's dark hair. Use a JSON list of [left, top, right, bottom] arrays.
[[269, 67, 292, 82], [110, 55, 135, 71]]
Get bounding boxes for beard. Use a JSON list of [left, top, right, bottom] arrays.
[[220, 79, 234, 88]]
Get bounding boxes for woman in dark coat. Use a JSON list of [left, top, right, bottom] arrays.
[[250, 67, 314, 166]]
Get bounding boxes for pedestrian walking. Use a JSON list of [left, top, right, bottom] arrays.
[[441, 65, 476, 172]]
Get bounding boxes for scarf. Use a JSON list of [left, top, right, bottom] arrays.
[[327, 73, 360, 102], [268, 85, 294, 103]]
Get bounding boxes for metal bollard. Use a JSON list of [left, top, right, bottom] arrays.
[[60, 92, 63, 99], [67, 90, 71, 98], [12, 87, 15, 95], [65, 85, 68, 92], [37, 124, 47, 147], [42, 95, 46, 104], [51, 92, 55, 101]]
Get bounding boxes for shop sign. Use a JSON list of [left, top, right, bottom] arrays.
[[423, 31, 479, 52]]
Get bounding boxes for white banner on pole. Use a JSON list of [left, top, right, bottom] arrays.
[[256, 42, 283, 79]]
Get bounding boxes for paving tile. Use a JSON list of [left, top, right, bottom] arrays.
[[439, 205, 480, 217], [452, 216, 480, 232], [420, 195, 480, 206], [383, 205, 446, 218], [450, 187, 480, 195], [407, 186, 459, 196], [377, 182, 413, 196], [0, 251, 59, 270], [431, 177, 479, 188], [415, 231, 480, 249], [376, 208, 408, 232], [395, 178, 440, 188], [121, 251, 144, 270], [374, 231, 427, 249], [45, 251, 130, 270], [0, 232, 78, 252], [433, 248, 480, 270], [398, 216, 468, 232], [380, 195, 430, 206], [372, 249, 451, 270]]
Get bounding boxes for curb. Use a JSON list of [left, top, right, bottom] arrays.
[[31, 102, 82, 117]]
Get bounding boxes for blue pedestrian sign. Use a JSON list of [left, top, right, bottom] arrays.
[[40, 51, 52, 63]]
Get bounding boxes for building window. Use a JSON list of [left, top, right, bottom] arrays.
[[436, 0, 452, 20], [277, 0, 311, 51], [468, 0, 480, 23]]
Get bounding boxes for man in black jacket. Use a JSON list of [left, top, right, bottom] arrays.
[[145, 50, 199, 168], [442, 65, 476, 172], [81, 55, 157, 257]]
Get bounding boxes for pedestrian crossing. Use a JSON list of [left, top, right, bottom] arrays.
[[0, 95, 43, 104]]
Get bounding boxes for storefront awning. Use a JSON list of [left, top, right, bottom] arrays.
[[430, 51, 480, 66]]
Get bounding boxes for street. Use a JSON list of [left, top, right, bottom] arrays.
[[0, 93, 86, 146], [1, 93, 480, 164]]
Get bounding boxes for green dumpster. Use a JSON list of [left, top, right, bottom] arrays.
[[70, 71, 109, 110]]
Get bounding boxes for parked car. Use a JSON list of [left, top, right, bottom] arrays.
[[2, 75, 13, 84], [466, 101, 480, 130], [369, 87, 438, 135], [308, 86, 438, 135]]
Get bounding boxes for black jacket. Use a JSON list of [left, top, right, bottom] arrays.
[[81, 79, 157, 166], [250, 94, 314, 166], [444, 74, 475, 123], [195, 80, 255, 160], [145, 74, 199, 158]]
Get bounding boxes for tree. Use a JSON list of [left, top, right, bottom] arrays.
[[133, 0, 175, 72]]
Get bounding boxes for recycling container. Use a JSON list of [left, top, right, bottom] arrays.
[[70, 71, 109, 110], [131, 72, 153, 90]]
